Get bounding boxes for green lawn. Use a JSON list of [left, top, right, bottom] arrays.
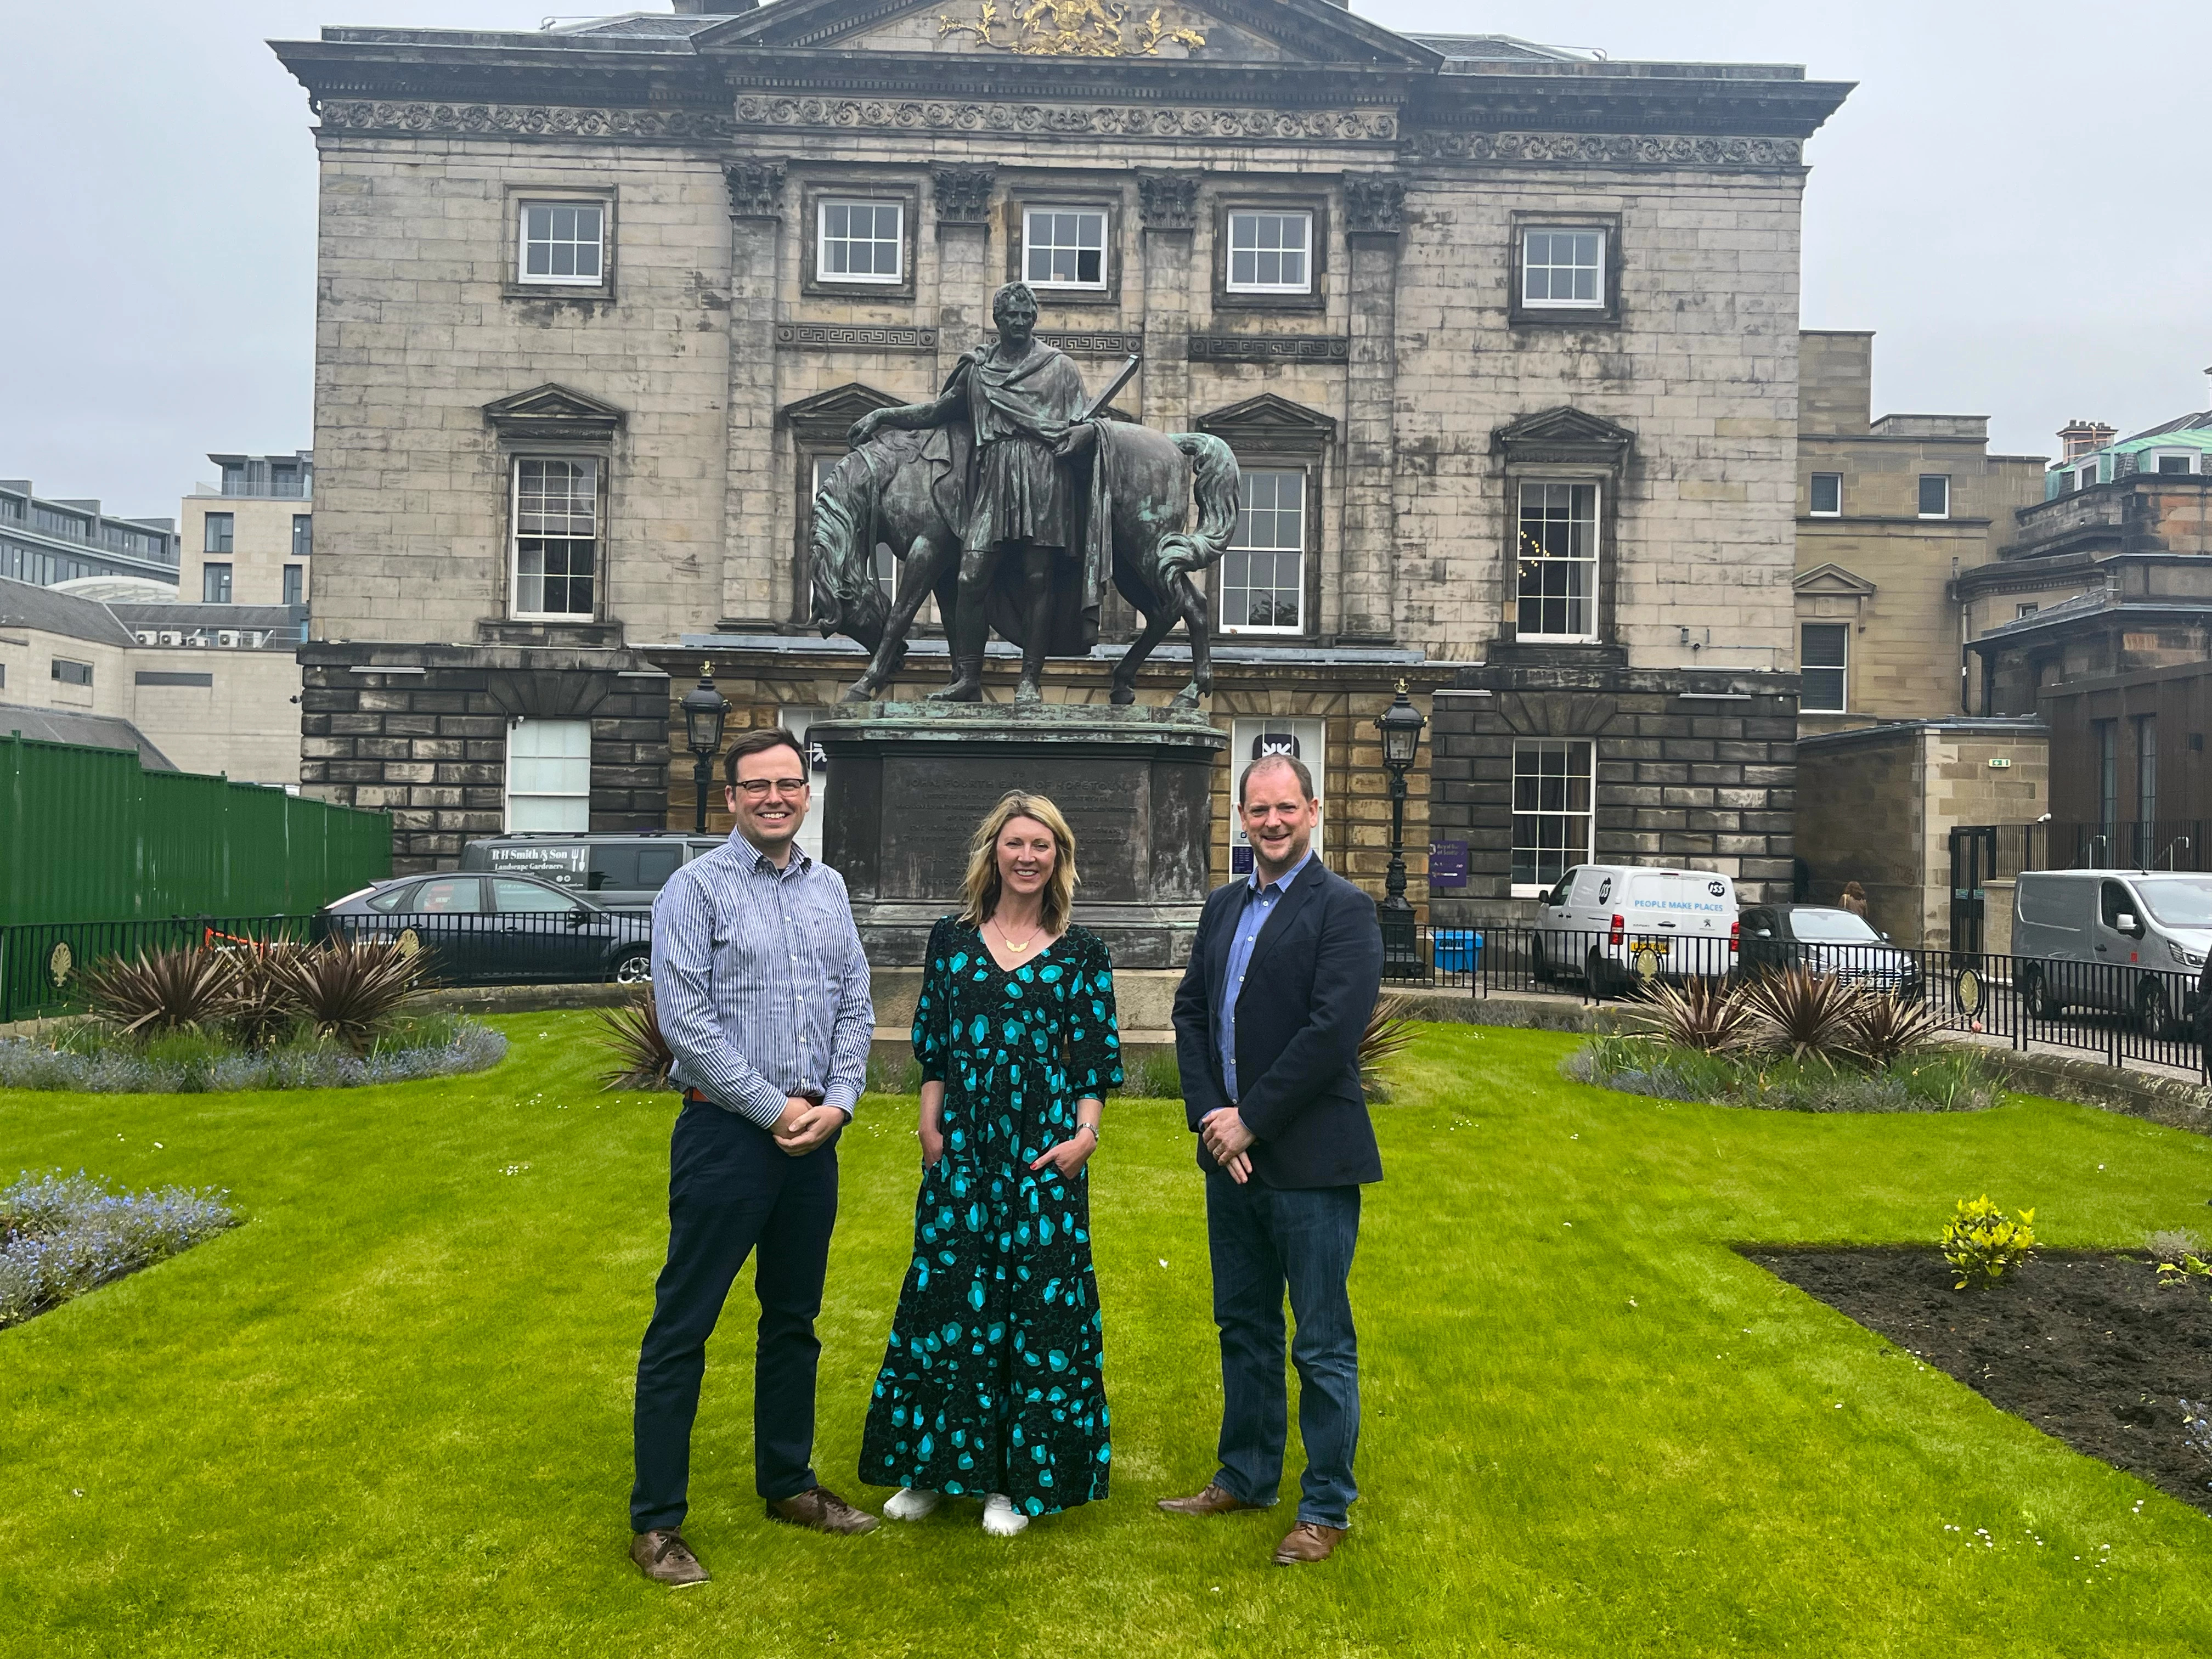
[[4, 1017, 2211, 1657]]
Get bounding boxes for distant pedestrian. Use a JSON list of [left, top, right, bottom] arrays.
[[1838, 881, 1869, 919], [628, 726, 878, 1588]]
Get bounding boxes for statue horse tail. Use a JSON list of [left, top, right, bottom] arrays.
[[1156, 431, 1241, 582], [808, 445, 892, 650]]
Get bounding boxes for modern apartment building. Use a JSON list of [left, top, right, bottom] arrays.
[[181, 452, 314, 608], [0, 480, 179, 590]]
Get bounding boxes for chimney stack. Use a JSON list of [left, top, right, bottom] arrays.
[[2058, 419, 2116, 461]]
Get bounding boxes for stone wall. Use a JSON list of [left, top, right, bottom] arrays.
[[299, 642, 669, 872], [1428, 667, 1798, 920]]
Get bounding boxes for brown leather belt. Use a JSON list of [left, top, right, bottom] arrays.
[[685, 1088, 824, 1108]]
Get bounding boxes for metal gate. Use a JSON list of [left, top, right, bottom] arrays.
[[1949, 825, 1997, 957]]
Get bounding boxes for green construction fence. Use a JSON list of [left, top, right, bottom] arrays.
[[0, 730, 391, 927]]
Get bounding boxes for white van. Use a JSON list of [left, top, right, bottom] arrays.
[[2012, 869, 2211, 1034], [1533, 865, 1739, 994]]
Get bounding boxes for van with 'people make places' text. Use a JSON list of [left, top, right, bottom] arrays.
[[1532, 864, 1739, 996]]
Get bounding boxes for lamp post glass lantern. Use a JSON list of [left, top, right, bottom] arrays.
[[1375, 680, 1426, 971], [681, 662, 731, 834]]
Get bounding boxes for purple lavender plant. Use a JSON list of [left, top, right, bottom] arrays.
[[0, 1171, 238, 1328]]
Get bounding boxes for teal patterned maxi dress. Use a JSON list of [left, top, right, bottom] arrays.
[[859, 917, 1123, 1516]]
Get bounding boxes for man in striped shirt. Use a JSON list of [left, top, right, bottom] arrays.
[[630, 726, 878, 1587]]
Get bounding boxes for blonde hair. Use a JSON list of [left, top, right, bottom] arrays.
[[960, 792, 1079, 938]]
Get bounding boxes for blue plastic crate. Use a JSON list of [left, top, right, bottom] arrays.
[[1434, 929, 1483, 972]]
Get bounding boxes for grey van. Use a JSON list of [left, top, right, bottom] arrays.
[[459, 832, 722, 916], [2012, 869, 2211, 1035]]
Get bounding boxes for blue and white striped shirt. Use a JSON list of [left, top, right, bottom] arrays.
[[651, 832, 873, 1128]]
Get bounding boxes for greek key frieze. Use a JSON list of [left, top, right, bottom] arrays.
[[731, 96, 1397, 143], [1187, 335, 1351, 364], [1407, 130, 1803, 168], [317, 100, 736, 140], [776, 324, 941, 352]]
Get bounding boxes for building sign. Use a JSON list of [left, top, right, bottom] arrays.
[[1429, 839, 1469, 889]]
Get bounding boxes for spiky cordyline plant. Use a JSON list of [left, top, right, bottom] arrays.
[[1843, 991, 1944, 1069], [275, 939, 428, 1054], [596, 986, 675, 1092], [1629, 977, 1762, 1054], [1742, 966, 1864, 1066], [1358, 994, 1420, 1101], [228, 943, 309, 1048], [77, 947, 239, 1038]]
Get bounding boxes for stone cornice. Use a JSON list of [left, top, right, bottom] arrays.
[[731, 93, 1397, 142], [1406, 129, 1803, 168], [309, 98, 1812, 176], [318, 99, 736, 142], [1189, 334, 1351, 364]]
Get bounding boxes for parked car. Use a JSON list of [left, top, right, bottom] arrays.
[[1733, 904, 1922, 1000], [2013, 868, 2210, 1036], [1532, 864, 1739, 994], [458, 832, 721, 916], [317, 872, 654, 986]]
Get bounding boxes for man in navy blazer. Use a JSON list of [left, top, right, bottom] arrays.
[[1159, 752, 1384, 1566]]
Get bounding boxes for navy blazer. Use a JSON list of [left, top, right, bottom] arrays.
[[1171, 857, 1386, 1189]]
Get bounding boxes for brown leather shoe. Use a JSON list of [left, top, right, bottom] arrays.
[[1273, 1521, 1346, 1565], [1157, 1482, 1265, 1517], [766, 1486, 880, 1536], [630, 1528, 710, 1586]]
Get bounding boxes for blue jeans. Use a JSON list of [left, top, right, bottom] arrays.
[[1204, 1169, 1362, 1530]]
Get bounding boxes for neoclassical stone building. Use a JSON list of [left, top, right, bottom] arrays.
[[274, 0, 1848, 915]]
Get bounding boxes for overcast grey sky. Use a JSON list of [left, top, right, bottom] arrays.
[[3, 1, 2204, 518]]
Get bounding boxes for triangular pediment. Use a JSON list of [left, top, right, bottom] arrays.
[[482, 382, 626, 442], [699, 0, 1439, 67], [1795, 562, 1878, 597], [778, 382, 904, 442], [1491, 406, 1637, 454], [1197, 392, 1336, 455]]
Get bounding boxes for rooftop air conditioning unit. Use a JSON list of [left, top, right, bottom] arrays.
[[160, 631, 181, 645], [217, 630, 239, 647]]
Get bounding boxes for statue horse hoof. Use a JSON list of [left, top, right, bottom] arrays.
[[839, 682, 873, 704], [1108, 685, 1137, 707], [1169, 684, 1203, 712]]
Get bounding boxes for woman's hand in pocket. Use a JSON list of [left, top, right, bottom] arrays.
[[919, 1119, 946, 1167]]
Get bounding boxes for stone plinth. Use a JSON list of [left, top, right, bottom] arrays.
[[812, 701, 1226, 968]]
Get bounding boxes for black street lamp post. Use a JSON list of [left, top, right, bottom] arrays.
[[1375, 679, 1426, 972], [680, 662, 731, 835]]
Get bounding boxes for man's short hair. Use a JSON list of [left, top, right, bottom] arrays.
[[991, 280, 1039, 323], [724, 726, 808, 786], [1239, 752, 1315, 809]]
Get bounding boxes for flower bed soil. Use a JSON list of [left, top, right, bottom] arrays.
[[1744, 1246, 2212, 1513]]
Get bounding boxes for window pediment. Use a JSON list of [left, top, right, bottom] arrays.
[[780, 382, 905, 445], [482, 383, 627, 446], [1793, 562, 1877, 598], [1492, 406, 1634, 468], [1195, 392, 1336, 457]]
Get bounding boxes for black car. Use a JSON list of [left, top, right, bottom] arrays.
[[1734, 904, 1923, 1000], [318, 872, 654, 986]]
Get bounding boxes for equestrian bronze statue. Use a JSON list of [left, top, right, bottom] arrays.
[[809, 281, 1240, 708]]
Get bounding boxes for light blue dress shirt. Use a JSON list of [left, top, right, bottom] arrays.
[[1216, 847, 1314, 1104], [651, 831, 873, 1127]]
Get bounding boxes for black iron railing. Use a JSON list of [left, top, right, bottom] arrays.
[[0, 909, 652, 1024], [1381, 923, 2209, 1078]]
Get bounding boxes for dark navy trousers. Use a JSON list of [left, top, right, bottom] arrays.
[[1204, 1168, 1363, 1530], [630, 1099, 839, 1533]]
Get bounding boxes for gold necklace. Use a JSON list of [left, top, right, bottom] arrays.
[[992, 916, 1041, 954]]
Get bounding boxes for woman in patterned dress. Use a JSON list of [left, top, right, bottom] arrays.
[[860, 791, 1122, 1536]]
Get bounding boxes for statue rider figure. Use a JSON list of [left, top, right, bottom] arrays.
[[848, 281, 1103, 703]]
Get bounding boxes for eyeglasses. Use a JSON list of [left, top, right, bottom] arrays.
[[732, 777, 810, 799]]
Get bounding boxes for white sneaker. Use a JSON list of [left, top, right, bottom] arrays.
[[981, 1493, 1030, 1536], [883, 1487, 943, 1522]]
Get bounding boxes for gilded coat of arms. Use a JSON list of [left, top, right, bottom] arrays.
[[939, 0, 1204, 57]]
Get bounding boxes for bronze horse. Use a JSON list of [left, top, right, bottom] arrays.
[[808, 422, 1240, 707]]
